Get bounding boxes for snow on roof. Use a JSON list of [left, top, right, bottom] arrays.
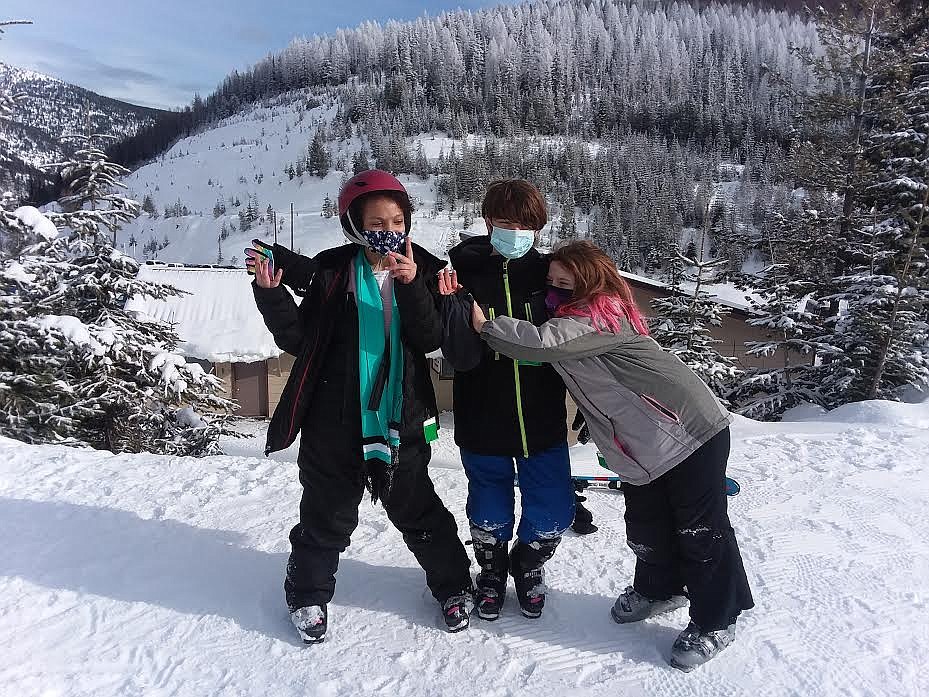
[[617, 270, 756, 313], [126, 264, 292, 363]]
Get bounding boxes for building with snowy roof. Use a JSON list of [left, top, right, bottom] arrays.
[[126, 262, 455, 417], [125, 263, 297, 417], [126, 260, 782, 422]]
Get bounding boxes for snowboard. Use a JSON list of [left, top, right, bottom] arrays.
[[570, 472, 741, 497], [570, 451, 741, 496]]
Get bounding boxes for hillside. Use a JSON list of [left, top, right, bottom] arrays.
[[0, 62, 162, 199], [117, 90, 761, 303]]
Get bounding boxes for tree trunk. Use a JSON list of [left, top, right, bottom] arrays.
[[840, 5, 877, 239], [866, 184, 929, 399]]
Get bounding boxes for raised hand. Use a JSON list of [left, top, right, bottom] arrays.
[[254, 253, 282, 288], [386, 235, 417, 284], [245, 239, 274, 275], [437, 268, 463, 295]]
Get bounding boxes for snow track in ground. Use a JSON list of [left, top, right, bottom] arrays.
[[1, 401, 927, 696]]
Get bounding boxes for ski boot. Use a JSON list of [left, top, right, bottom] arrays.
[[471, 526, 509, 621], [291, 605, 327, 644], [510, 538, 560, 619], [610, 586, 688, 624]]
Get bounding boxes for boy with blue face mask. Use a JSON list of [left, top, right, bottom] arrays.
[[442, 179, 574, 621]]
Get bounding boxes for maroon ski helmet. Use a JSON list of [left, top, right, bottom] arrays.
[[337, 169, 411, 237]]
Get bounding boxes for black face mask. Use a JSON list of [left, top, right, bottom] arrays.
[[545, 285, 573, 313]]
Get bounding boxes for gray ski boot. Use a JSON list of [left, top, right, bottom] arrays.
[[610, 586, 688, 624], [669, 621, 736, 672]]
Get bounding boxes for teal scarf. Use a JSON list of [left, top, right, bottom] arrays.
[[355, 250, 404, 474]]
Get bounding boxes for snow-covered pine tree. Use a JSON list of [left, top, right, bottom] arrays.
[[557, 192, 577, 241], [307, 129, 331, 177], [142, 194, 158, 218], [851, 39, 929, 400], [0, 117, 235, 455], [651, 197, 742, 401], [0, 225, 236, 454], [728, 211, 836, 419], [413, 142, 430, 180], [650, 273, 741, 402], [49, 129, 138, 246], [352, 148, 371, 174], [322, 194, 335, 218], [212, 197, 225, 218], [789, 1, 929, 405], [663, 241, 685, 286]]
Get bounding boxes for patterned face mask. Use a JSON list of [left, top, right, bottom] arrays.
[[360, 230, 407, 256]]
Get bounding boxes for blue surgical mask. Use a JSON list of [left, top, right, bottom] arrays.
[[360, 230, 407, 256], [490, 226, 535, 259]]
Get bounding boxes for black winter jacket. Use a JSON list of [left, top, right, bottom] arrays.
[[253, 243, 447, 455], [446, 235, 567, 457]]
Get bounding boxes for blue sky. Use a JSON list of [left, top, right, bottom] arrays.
[[1, 1, 507, 110]]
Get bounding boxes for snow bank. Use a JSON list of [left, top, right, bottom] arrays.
[[784, 398, 929, 430]]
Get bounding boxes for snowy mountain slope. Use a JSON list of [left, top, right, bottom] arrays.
[[1, 401, 927, 696], [116, 91, 765, 312], [117, 93, 466, 266], [0, 62, 160, 198]]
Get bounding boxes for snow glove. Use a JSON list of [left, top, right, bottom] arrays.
[[571, 411, 591, 445]]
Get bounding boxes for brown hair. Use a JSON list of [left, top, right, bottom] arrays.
[[481, 179, 548, 230], [551, 241, 649, 335]]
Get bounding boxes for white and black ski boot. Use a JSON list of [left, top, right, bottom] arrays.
[[441, 592, 474, 632], [291, 605, 327, 644], [471, 527, 509, 621]]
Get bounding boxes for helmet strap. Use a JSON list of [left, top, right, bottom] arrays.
[[343, 211, 369, 247]]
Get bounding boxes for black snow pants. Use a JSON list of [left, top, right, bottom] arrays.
[[284, 396, 473, 612], [620, 427, 754, 631]]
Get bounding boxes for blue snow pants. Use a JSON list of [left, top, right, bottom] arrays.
[[460, 442, 574, 543]]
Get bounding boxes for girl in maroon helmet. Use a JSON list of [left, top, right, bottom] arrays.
[[248, 170, 474, 642]]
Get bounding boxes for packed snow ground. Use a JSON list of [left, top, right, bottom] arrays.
[[2, 400, 928, 697]]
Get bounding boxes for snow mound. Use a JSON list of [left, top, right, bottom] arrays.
[[784, 398, 929, 430]]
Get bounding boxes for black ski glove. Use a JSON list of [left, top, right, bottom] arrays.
[[571, 411, 591, 445]]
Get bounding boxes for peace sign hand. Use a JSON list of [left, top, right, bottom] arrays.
[[387, 235, 417, 284]]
